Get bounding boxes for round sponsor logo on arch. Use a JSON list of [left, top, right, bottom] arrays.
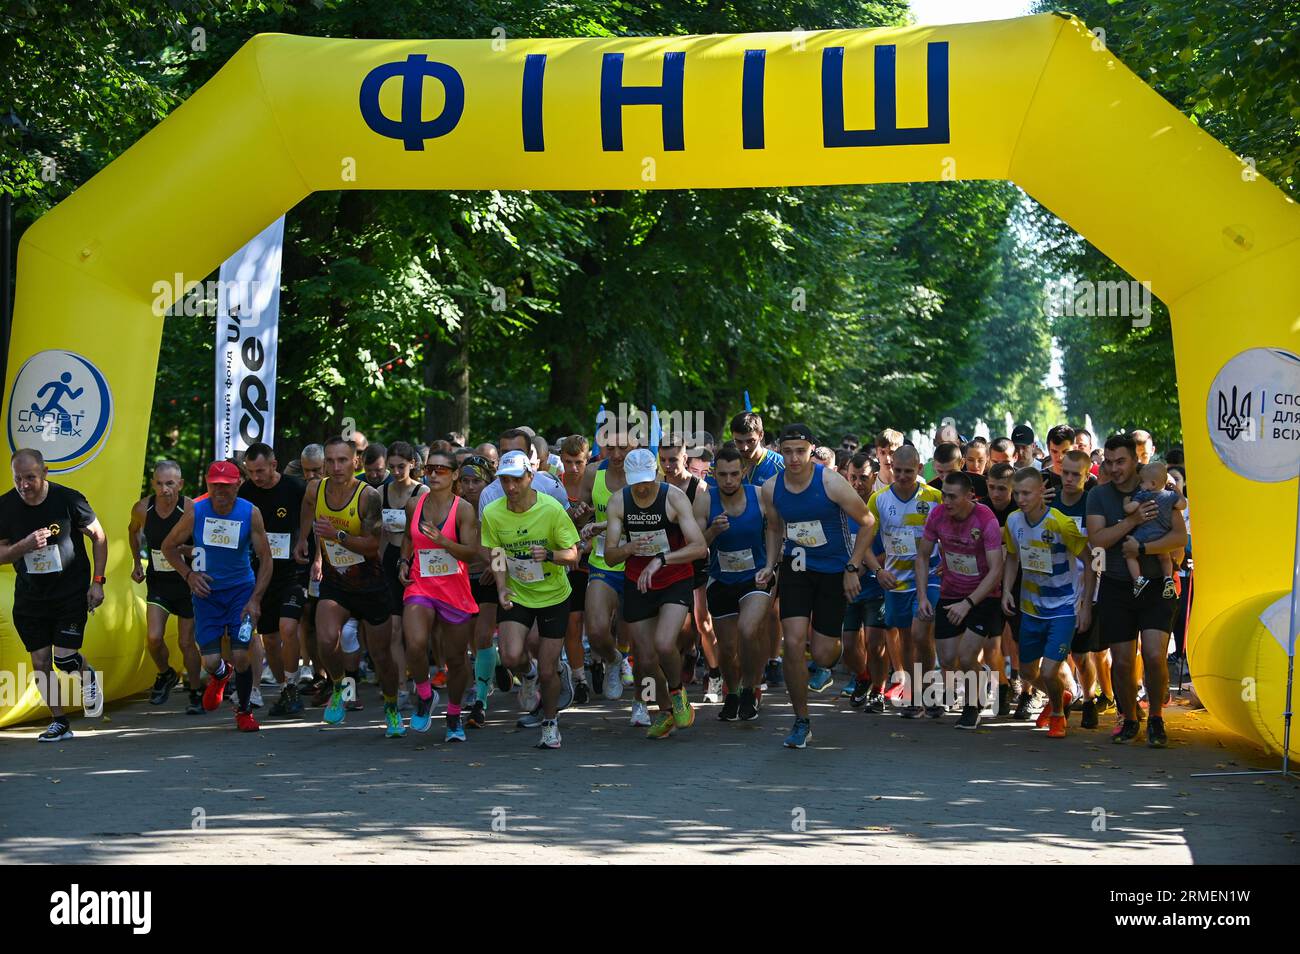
[[1207, 347, 1300, 483], [7, 350, 114, 473]]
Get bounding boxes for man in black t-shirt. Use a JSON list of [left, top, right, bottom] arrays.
[[0, 448, 109, 742], [929, 442, 988, 499], [239, 442, 307, 717]]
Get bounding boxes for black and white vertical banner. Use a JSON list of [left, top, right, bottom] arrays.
[[215, 215, 284, 459]]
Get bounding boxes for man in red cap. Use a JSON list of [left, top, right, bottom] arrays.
[[161, 461, 274, 732]]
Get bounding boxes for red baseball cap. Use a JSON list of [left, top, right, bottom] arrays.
[[206, 461, 242, 484]]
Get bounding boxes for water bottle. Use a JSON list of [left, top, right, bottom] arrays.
[[237, 614, 253, 643]]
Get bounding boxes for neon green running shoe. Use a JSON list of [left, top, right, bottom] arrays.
[[323, 686, 346, 724], [647, 710, 676, 740], [671, 688, 695, 729], [384, 703, 406, 738]]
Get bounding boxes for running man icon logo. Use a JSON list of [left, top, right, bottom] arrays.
[[1216, 386, 1251, 441], [7, 350, 114, 474]]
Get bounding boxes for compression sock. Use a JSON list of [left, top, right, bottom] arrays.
[[235, 667, 252, 711], [415, 679, 433, 700]]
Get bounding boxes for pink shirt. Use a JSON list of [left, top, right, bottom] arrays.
[[922, 501, 1001, 600]]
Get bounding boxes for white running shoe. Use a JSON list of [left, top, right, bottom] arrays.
[[629, 701, 651, 727], [556, 658, 574, 711], [603, 654, 625, 700], [249, 687, 264, 709], [80, 668, 100, 715], [518, 669, 541, 712], [704, 675, 724, 704], [620, 656, 634, 687], [260, 668, 278, 687], [397, 690, 412, 712], [537, 720, 561, 749]]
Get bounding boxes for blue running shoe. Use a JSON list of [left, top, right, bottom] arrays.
[[445, 714, 466, 743], [783, 717, 812, 748], [384, 704, 406, 738], [323, 686, 346, 725], [840, 675, 858, 699], [808, 665, 833, 693], [410, 689, 436, 732]]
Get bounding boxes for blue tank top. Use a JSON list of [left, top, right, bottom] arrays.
[[773, 463, 851, 573], [193, 497, 255, 589], [848, 518, 886, 602], [708, 484, 766, 584]]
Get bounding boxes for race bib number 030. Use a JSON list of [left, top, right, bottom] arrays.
[[418, 548, 458, 577]]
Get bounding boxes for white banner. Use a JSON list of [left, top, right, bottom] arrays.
[[215, 216, 284, 459]]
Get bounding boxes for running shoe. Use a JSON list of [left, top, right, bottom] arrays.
[[384, 703, 406, 738], [1112, 718, 1141, 743], [236, 709, 260, 732], [629, 701, 651, 727], [260, 667, 279, 687], [765, 659, 785, 688], [248, 687, 264, 709], [865, 691, 886, 714], [647, 710, 675, 739], [185, 690, 204, 715], [556, 658, 574, 712], [37, 719, 73, 742], [882, 679, 908, 703], [718, 693, 741, 721], [573, 678, 591, 706], [1081, 700, 1099, 730], [466, 700, 487, 729], [997, 683, 1011, 717], [1095, 693, 1115, 713], [323, 685, 346, 724], [203, 666, 231, 712], [1012, 691, 1033, 721], [269, 684, 303, 717], [431, 667, 448, 689], [808, 665, 834, 693], [783, 717, 811, 749], [850, 680, 872, 708], [518, 669, 540, 712], [704, 674, 725, 704], [410, 690, 436, 732], [1036, 706, 1053, 729], [588, 659, 605, 695], [1131, 576, 1149, 597], [1146, 716, 1168, 748], [149, 668, 179, 705], [398, 689, 413, 712], [956, 705, 981, 729], [445, 714, 466, 743], [840, 675, 858, 699], [620, 656, 634, 687], [925, 705, 945, 719], [494, 663, 513, 693], [603, 655, 625, 700], [517, 706, 543, 729], [1047, 715, 1067, 739], [80, 667, 100, 714], [901, 705, 924, 719], [311, 679, 333, 708], [670, 688, 695, 729], [344, 697, 365, 712], [738, 688, 759, 721], [537, 719, 562, 749]]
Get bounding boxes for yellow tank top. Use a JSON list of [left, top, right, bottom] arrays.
[[315, 479, 380, 588], [588, 468, 625, 572]]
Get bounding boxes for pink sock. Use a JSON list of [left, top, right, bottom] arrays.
[[447, 703, 462, 716], [416, 680, 433, 701]]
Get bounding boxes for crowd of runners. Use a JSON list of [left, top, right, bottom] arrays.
[[1, 412, 1192, 750]]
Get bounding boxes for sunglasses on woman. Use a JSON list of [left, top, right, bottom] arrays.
[[424, 463, 456, 476]]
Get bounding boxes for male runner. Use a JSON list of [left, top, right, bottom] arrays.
[[982, 462, 1022, 715], [295, 444, 325, 691], [162, 461, 274, 732], [915, 472, 1004, 728], [481, 451, 580, 749], [294, 436, 403, 736], [0, 449, 108, 741], [859, 445, 943, 719], [871, 430, 904, 495], [239, 443, 307, 717], [378, 441, 427, 702], [558, 435, 594, 704], [929, 441, 988, 499], [1054, 448, 1106, 729], [579, 424, 634, 711], [457, 454, 498, 727], [703, 447, 771, 721], [128, 460, 200, 710], [1086, 433, 1186, 747], [1003, 468, 1094, 739], [604, 448, 709, 739], [658, 436, 721, 702], [758, 424, 874, 748]]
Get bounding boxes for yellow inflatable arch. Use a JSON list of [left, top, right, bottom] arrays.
[[3, 13, 1298, 752]]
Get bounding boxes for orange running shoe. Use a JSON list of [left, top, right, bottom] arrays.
[[235, 709, 260, 732], [431, 668, 448, 689], [1047, 715, 1067, 738], [203, 665, 232, 712]]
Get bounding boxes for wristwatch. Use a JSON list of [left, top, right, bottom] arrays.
[[845, 563, 858, 574], [544, 548, 554, 563], [92, 575, 106, 585], [336, 530, 347, 544]]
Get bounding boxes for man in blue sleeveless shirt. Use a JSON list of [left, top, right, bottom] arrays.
[[163, 461, 274, 732], [758, 424, 874, 749]]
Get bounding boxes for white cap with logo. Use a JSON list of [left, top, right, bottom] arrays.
[[497, 450, 532, 478], [624, 448, 659, 485]]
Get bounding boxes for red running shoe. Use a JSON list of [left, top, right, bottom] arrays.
[[1047, 715, 1067, 739], [431, 668, 448, 689], [203, 666, 232, 712], [235, 709, 260, 732]]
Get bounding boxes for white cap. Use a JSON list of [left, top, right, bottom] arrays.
[[624, 448, 659, 485], [497, 450, 531, 478]]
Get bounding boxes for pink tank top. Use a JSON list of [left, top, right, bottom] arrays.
[[405, 493, 477, 614]]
